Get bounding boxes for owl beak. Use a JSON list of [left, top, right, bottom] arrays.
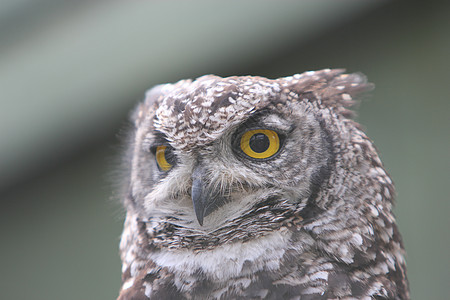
[[191, 165, 207, 226], [191, 164, 227, 226]]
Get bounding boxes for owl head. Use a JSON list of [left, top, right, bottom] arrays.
[[119, 69, 408, 299], [123, 69, 388, 235]]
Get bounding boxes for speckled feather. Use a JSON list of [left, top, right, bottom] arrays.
[[118, 69, 409, 299]]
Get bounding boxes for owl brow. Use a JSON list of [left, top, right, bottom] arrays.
[[234, 110, 267, 129], [147, 131, 171, 149], [240, 112, 294, 134]]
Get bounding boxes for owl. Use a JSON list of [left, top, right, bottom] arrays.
[[117, 69, 409, 299]]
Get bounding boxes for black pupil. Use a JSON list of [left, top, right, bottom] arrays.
[[249, 133, 270, 153]]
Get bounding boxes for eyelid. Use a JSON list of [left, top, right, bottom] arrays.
[[242, 112, 294, 133], [240, 121, 293, 134], [150, 143, 171, 154]]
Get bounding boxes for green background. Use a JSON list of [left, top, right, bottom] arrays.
[[1, 1, 448, 299]]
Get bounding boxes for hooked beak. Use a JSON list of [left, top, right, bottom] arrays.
[[191, 165, 226, 226]]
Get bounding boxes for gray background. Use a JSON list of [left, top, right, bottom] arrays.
[[1, 1, 448, 299]]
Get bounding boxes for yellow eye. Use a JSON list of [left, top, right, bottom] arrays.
[[155, 145, 173, 171], [240, 129, 280, 159]]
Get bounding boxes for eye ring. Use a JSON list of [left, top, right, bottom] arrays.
[[155, 145, 173, 171], [240, 129, 280, 159]]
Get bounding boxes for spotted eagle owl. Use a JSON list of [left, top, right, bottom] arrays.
[[117, 69, 409, 299]]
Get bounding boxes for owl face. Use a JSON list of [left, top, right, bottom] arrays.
[[128, 70, 349, 230]]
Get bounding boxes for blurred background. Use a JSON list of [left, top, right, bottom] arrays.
[[1, 0, 448, 299]]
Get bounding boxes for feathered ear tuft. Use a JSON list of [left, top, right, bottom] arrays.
[[282, 69, 374, 119], [316, 70, 374, 118]]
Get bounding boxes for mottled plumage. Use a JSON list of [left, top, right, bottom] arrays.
[[117, 69, 409, 299]]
